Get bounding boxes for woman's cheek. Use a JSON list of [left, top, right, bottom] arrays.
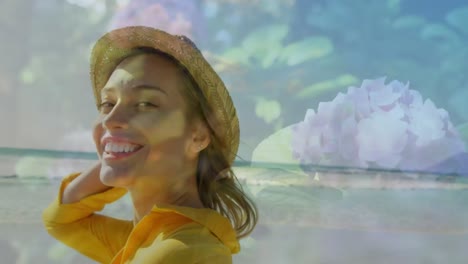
[[92, 119, 104, 157]]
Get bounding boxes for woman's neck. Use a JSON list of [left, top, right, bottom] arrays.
[[129, 168, 204, 224]]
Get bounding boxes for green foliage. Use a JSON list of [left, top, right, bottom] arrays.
[[211, 0, 468, 159], [297, 74, 359, 99], [243, 24, 289, 68], [222, 24, 333, 68], [280, 36, 334, 66], [222, 24, 288, 68], [301, 0, 468, 125]]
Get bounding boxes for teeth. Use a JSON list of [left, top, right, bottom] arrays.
[[105, 142, 139, 153]]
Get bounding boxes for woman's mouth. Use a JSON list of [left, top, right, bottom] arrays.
[[103, 142, 143, 161]]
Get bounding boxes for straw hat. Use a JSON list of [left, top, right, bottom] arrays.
[[89, 26, 239, 165]]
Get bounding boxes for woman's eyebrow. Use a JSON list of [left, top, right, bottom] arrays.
[[133, 85, 168, 96], [101, 84, 168, 96], [100, 87, 115, 99]]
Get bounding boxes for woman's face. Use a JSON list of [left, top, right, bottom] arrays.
[[93, 53, 202, 188]]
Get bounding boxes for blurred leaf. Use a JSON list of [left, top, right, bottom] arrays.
[[296, 74, 359, 99], [241, 24, 288, 68], [446, 6, 468, 35], [420, 23, 460, 44], [280, 36, 334, 66], [242, 24, 288, 50], [20, 68, 35, 84], [222, 47, 250, 65], [255, 42, 283, 68], [48, 242, 73, 261], [335, 74, 359, 86], [15, 157, 53, 178], [255, 98, 281, 123], [251, 125, 302, 170]]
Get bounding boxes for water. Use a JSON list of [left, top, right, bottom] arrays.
[[1, 164, 468, 263]]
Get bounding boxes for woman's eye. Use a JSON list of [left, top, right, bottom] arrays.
[[98, 102, 114, 111], [137, 102, 158, 108]]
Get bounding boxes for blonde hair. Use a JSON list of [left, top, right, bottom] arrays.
[[127, 47, 258, 239]]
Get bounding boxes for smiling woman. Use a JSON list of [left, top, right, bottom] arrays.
[[42, 26, 257, 264]]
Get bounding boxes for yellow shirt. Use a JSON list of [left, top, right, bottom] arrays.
[[42, 173, 240, 264]]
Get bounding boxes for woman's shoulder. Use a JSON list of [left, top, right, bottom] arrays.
[[133, 224, 233, 263], [135, 235, 233, 263], [150, 204, 240, 252], [168, 221, 230, 246]]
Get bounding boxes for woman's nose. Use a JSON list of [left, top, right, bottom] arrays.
[[102, 103, 131, 130]]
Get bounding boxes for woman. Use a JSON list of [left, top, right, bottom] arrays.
[[42, 26, 257, 264]]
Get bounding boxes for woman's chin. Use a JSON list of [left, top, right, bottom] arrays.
[[100, 166, 135, 187]]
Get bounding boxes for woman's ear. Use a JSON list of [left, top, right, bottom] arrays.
[[189, 121, 211, 154]]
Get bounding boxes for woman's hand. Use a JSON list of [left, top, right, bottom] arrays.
[[61, 161, 113, 204]]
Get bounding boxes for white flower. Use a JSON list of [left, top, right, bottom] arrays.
[[291, 77, 467, 173]]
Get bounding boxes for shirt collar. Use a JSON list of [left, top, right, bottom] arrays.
[[149, 203, 240, 253]]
